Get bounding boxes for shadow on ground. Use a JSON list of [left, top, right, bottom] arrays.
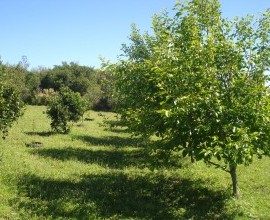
[[102, 119, 129, 133], [75, 134, 146, 148], [30, 135, 187, 169], [15, 172, 236, 220], [25, 131, 54, 137], [30, 146, 150, 169], [20, 133, 239, 219]]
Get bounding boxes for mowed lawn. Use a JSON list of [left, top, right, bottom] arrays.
[[0, 105, 269, 219]]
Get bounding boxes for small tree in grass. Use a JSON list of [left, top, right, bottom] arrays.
[[47, 87, 87, 134], [0, 84, 24, 138], [114, 0, 270, 198]]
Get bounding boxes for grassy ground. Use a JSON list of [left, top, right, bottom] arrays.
[[0, 105, 269, 219]]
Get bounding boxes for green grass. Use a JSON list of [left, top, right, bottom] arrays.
[[0, 105, 270, 219]]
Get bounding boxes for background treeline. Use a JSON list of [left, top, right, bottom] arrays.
[[0, 58, 114, 111]]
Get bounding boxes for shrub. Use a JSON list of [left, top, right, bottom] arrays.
[[0, 84, 24, 138], [47, 87, 87, 133]]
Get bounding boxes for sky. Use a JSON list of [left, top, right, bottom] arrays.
[[0, 0, 269, 70]]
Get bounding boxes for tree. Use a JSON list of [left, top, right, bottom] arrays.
[[39, 62, 108, 110], [0, 61, 28, 100], [0, 65, 24, 138], [114, 0, 270, 198], [47, 87, 87, 133], [40, 62, 96, 94]]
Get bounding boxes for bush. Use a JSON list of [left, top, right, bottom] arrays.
[[0, 84, 24, 138], [47, 87, 87, 133]]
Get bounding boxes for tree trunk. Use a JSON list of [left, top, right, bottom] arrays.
[[229, 164, 240, 199], [191, 154, 196, 163]]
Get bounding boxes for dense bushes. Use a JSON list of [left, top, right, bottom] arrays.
[[0, 60, 115, 111], [37, 62, 115, 111]]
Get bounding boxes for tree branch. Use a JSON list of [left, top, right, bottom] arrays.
[[206, 161, 230, 173]]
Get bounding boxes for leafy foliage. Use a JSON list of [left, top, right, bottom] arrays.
[[39, 62, 114, 110], [93, 62, 118, 111], [0, 59, 115, 111], [0, 59, 28, 100], [0, 84, 24, 138], [47, 87, 87, 133], [114, 0, 270, 197]]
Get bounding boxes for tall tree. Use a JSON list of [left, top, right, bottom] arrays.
[[114, 0, 270, 198]]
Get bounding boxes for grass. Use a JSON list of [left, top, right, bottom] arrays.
[[0, 105, 269, 219]]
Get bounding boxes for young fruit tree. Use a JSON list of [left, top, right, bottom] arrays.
[[47, 87, 87, 134], [0, 84, 24, 138], [114, 0, 270, 198]]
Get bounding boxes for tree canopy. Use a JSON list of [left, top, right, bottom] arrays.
[[114, 0, 270, 198], [0, 64, 24, 138], [47, 87, 87, 134]]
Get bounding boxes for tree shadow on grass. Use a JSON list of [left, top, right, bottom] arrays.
[[75, 134, 146, 148], [105, 127, 129, 133], [101, 119, 129, 133], [30, 135, 188, 169], [25, 131, 54, 137], [31, 147, 187, 170], [15, 172, 236, 220], [30, 146, 150, 169]]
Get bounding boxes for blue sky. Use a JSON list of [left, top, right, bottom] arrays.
[[0, 0, 269, 69]]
